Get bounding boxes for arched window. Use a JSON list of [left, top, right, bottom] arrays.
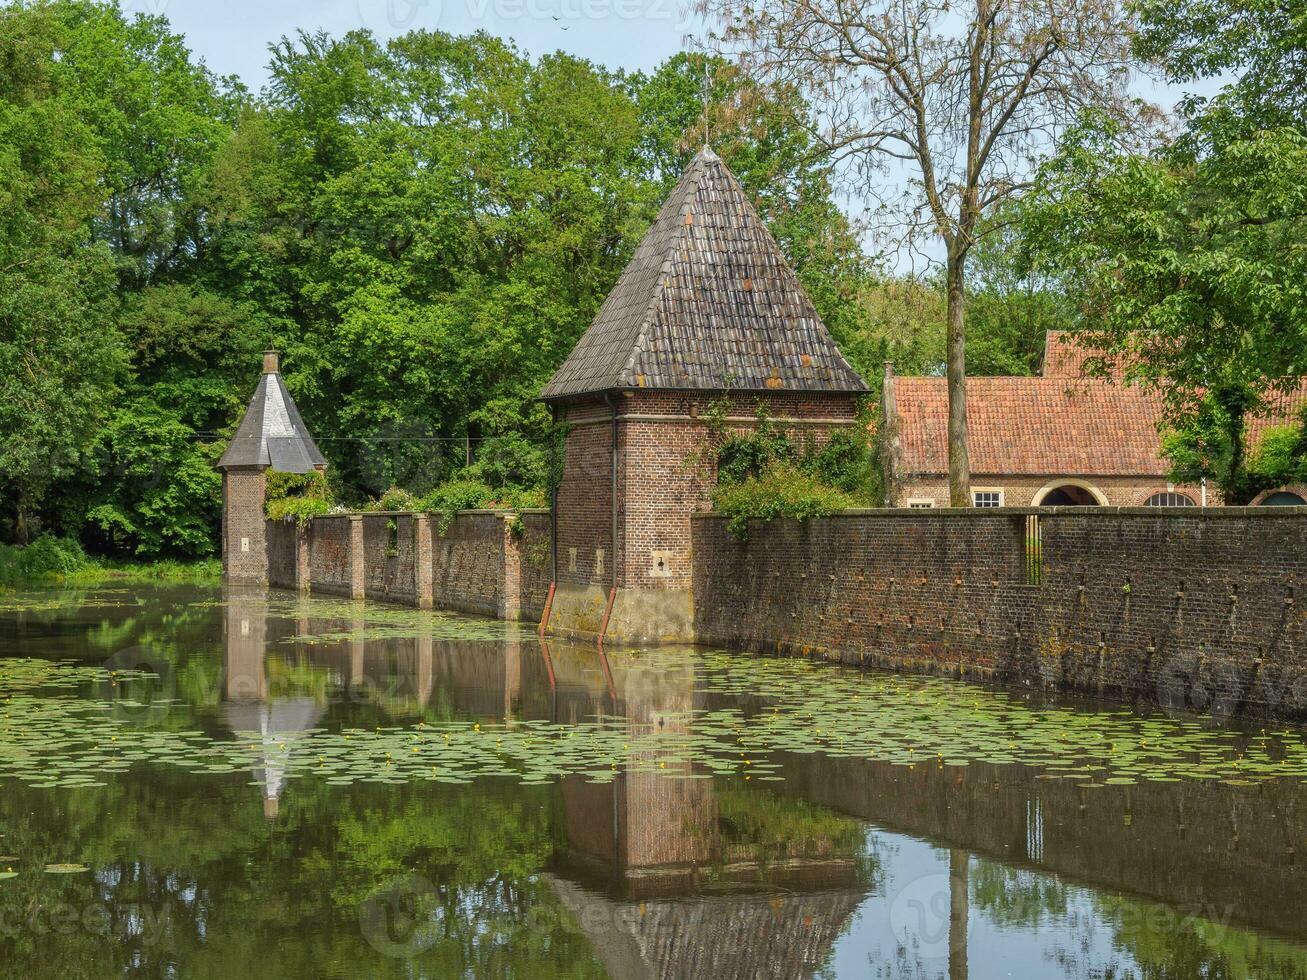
[[1144, 492, 1195, 507], [1259, 491, 1307, 506], [1036, 483, 1104, 506]]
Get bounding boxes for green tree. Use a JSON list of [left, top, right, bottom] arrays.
[[700, 0, 1139, 504], [1019, 0, 1307, 501], [0, 2, 126, 543]]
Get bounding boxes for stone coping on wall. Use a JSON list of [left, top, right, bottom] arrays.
[[692, 505, 1307, 519], [267, 506, 550, 521]]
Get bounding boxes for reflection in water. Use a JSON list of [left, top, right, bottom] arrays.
[[0, 584, 1305, 978], [223, 593, 324, 820]]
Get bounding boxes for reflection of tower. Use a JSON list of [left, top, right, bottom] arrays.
[[538, 641, 869, 978], [552, 645, 718, 893], [221, 592, 324, 821]]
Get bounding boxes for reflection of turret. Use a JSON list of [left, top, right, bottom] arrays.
[[533, 640, 868, 977], [221, 592, 324, 821], [552, 643, 718, 894], [545, 874, 865, 980]]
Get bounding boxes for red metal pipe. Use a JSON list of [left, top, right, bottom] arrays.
[[539, 581, 556, 636]]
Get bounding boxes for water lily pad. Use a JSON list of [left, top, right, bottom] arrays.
[[44, 863, 89, 874]]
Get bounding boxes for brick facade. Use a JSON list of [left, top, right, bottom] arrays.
[[305, 515, 361, 598], [363, 514, 420, 604], [897, 474, 1214, 509], [221, 468, 267, 585], [692, 508, 1307, 719], [554, 390, 862, 594]]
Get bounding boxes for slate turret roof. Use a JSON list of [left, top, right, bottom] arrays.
[[540, 148, 868, 402], [217, 356, 326, 473]]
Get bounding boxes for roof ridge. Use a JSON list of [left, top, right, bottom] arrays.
[[617, 154, 713, 389]]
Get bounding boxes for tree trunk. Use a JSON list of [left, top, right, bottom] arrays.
[[14, 489, 30, 547], [1215, 383, 1253, 504], [949, 848, 970, 980], [946, 251, 972, 506]]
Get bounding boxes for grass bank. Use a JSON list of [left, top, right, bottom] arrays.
[[0, 536, 220, 591]]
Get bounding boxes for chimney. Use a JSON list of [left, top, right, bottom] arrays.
[[262, 350, 280, 374]]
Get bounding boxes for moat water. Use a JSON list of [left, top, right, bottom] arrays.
[[1, 583, 1305, 978]]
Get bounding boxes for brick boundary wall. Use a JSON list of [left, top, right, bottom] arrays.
[[519, 512, 553, 622], [363, 513, 420, 605], [266, 510, 551, 621], [692, 507, 1307, 720]]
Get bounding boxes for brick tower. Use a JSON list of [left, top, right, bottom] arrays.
[[217, 351, 326, 584], [540, 148, 867, 644]]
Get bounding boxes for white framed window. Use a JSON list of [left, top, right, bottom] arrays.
[[972, 488, 1004, 508], [907, 498, 935, 509], [1145, 491, 1195, 507]]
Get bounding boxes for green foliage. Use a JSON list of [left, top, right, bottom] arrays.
[[0, 2, 126, 543], [703, 400, 878, 537], [0, 535, 88, 587], [265, 470, 334, 527], [1159, 387, 1307, 503], [805, 427, 880, 497], [419, 477, 546, 534], [1159, 385, 1263, 502], [365, 486, 422, 513], [964, 214, 1082, 376], [712, 466, 859, 539], [1247, 410, 1307, 488], [0, 535, 218, 589], [421, 478, 499, 515], [1019, 0, 1307, 499], [712, 406, 795, 485], [1133, 0, 1307, 138]]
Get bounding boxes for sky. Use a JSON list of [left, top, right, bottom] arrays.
[[137, 0, 698, 89], [136, 0, 1215, 273]]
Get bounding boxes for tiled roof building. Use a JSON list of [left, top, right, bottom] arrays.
[[540, 148, 867, 644], [885, 333, 1307, 508], [541, 148, 866, 400]]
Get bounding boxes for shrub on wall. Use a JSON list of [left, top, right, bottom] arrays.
[[712, 466, 858, 538], [703, 398, 879, 536], [265, 471, 335, 527], [365, 487, 422, 512], [419, 479, 547, 535]]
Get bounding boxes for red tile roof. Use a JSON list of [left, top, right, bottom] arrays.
[[1042, 331, 1121, 379], [890, 331, 1306, 478], [1249, 385, 1307, 445], [893, 376, 1173, 476], [893, 376, 1306, 479]]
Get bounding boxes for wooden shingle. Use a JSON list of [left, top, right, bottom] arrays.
[[540, 149, 867, 402]]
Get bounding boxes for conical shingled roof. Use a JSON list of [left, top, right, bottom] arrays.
[[540, 148, 867, 401], [217, 365, 326, 473]]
